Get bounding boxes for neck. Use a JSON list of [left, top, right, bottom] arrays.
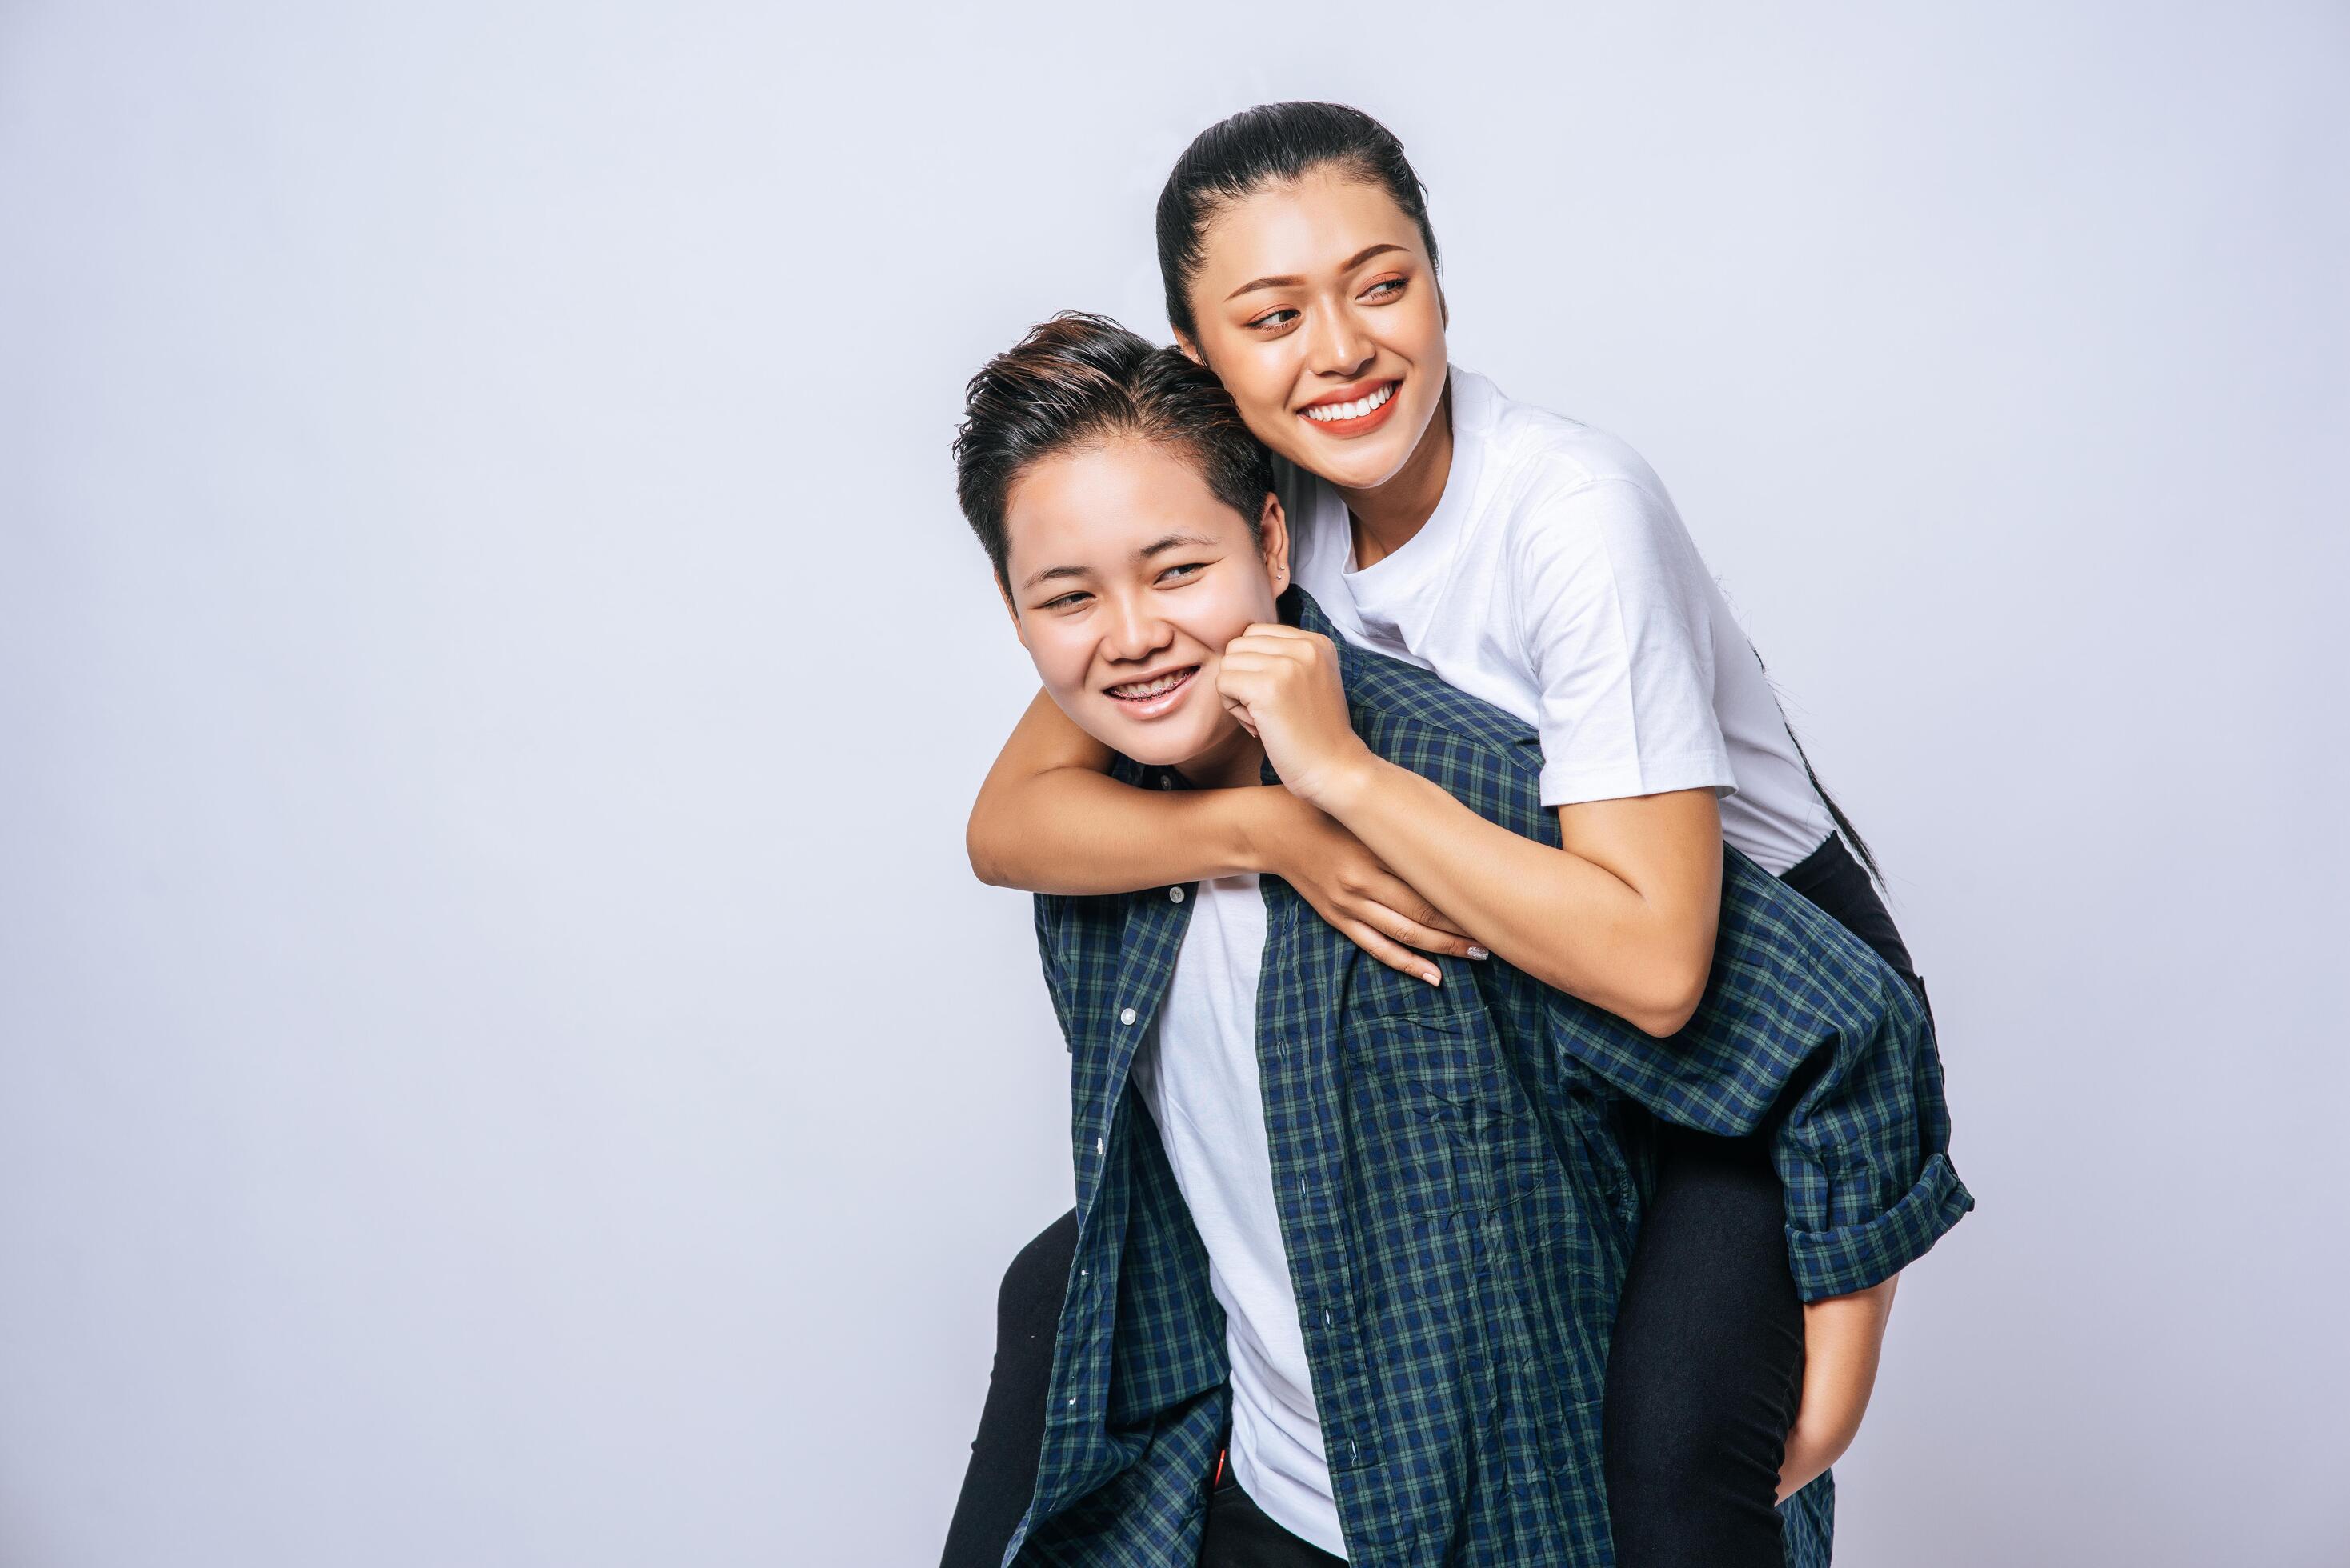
[[1173, 720, 1267, 792], [1335, 377, 1455, 571]]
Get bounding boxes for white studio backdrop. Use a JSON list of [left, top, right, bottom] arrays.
[[2, 2, 2344, 1564]]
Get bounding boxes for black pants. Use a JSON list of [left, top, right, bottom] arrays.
[[1200, 1465, 1348, 1567], [939, 833, 1924, 1568], [1602, 834, 1925, 1567], [939, 1211, 1078, 1568]]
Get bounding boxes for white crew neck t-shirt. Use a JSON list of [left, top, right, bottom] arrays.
[[1282, 368, 1836, 875], [1126, 874, 1348, 1559]]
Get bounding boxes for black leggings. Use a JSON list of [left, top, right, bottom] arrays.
[[939, 834, 1924, 1568], [939, 1210, 1079, 1568]]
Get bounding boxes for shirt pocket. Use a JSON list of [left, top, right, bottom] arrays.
[[1343, 962, 1502, 1097], [1342, 996, 1534, 1226]]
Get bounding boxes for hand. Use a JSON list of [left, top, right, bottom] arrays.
[[1215, 624, 1379, 812], [1776, 1414, 1852, 1506], [1775, 1274, 1900, 1503], [1247, 789, 1487, 986]]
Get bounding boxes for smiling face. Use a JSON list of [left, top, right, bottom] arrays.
[[1177, 166, 1450, 494], [1002, 438, 1288, 785]]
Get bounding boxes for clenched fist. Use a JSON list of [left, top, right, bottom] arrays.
[[1215, 624, 1380, 811]]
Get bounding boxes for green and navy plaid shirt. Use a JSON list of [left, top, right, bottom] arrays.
[[1004, 588, 1971, 1568]]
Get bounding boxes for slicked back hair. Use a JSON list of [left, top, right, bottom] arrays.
[[954, 311, 1275, 587], [1156, 101, 1440, 341]]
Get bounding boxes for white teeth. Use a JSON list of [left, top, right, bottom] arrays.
[[1304, 382, 1395, 422], [1109, 669, 1191, 699]]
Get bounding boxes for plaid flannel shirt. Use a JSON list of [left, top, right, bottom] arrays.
[[1003, 587, 1971, 1568]]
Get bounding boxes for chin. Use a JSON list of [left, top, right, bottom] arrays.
[[1084, 713, 1196, 770], [1107, 708, 1241, 775], [1323, 436, 1415, 491], [1115, 736, 1191, 769]]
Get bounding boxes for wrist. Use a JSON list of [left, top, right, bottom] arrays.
[[1297, 742, 1383, 818], [1227, 786, 1299, 877]]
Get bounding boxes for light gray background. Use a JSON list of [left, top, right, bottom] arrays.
[[2, 3, 2344, 1564]]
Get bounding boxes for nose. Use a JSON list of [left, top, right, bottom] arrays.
[[1099, 590, 1173, 664], [1308, 302, 1375, 383]]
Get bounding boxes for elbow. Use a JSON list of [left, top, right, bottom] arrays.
[[1627, 952, 1711, 1039], [965, 803, 1015, 889], [1628, 994, 1699, 1039], [1527, 938, 1707, 1038]]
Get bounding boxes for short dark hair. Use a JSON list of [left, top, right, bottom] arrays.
[[1157, 101, 1441, 341], [953, 311, 1275, 586]]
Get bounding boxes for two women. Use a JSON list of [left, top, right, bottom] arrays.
[[942, 102, 1960, 1567]]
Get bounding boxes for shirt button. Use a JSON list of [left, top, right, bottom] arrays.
[[1168, 886, 1185, 904], [1096, 1136, 1105, 1155], [1119, 1006, 1137, 1026]]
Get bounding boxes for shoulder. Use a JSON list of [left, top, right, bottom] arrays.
[[1503, 445, 1685, 564], [1460, 376, 1684, 547], [1337, 641, 1547, 798], [1488, 435, 1709, 611], [1466, 372, 1671, 497]]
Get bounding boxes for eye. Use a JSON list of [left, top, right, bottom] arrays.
[[1360, 276, 1407, 303], [1246, 307, 1300, 333], [1156, 562, 1208, 586], [1039, 590, 1092, 612]]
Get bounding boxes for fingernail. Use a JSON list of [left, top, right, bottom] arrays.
[[1423, 969, 1442, 986], [1466, 946, 1490, 961]]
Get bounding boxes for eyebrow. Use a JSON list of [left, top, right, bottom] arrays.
[[1135, 531, 1219, 560], [1019, 533, 1220, 591], [1224, 242, 1409, 301]]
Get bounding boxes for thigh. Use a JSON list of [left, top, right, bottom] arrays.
[[1602, 1128, 1806, 1568], [938, 1210, 1079, 1568], [1779, 833, 1928, 1010]]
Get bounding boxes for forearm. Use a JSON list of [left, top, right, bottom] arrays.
[[1318, 757, 1711, 1033], [968, 764, 1280, 895], [968, 686, 1275, 896], [1776, 1274, 1900, 1502]]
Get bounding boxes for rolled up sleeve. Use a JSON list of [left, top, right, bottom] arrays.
[[1772, 970, 1975, 1302], [1785, 1150, 1973, 1301]]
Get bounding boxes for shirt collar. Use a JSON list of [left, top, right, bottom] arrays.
[[1279, 583, 1351, 668]]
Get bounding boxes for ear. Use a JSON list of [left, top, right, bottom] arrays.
[[1173, 329, 1206, 368], [1256, 493, 1292, 597], [1437, 281, 1451, 330]]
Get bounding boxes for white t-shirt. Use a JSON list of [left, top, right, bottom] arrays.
[[1127, 874, 1348, 1560], [1283, 367, 1836, 875]]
